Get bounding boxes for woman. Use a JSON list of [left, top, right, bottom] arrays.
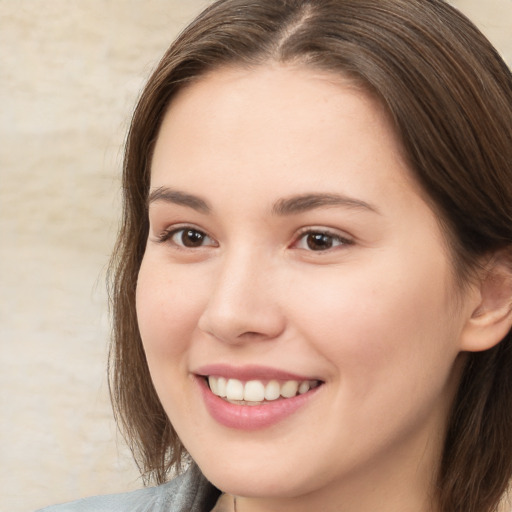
[[40, 0, 512, 511]]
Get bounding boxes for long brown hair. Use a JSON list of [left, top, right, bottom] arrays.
[[108, 1, 512, 510]]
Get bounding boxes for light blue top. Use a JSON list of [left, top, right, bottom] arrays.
[[36, 464, 220, 512]]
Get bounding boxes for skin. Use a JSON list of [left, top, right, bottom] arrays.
[[136, 65, 483, 512]]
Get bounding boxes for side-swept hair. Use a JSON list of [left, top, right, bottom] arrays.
[[108, 1, 512, 511]]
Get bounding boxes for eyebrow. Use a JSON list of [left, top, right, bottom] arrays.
[[148, 186, 211, 213], [272, 193, 379, 216], [147, 187, 378, 216]]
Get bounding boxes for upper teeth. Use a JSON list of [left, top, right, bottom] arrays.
[[208, 376, 318, 403]]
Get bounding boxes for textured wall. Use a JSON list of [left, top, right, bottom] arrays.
[[0, 1, 511, 511], [0, 2, 208, 511]]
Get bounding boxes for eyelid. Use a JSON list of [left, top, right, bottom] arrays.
[[292, 226, 354, 251], [155, 224, 218, 248]]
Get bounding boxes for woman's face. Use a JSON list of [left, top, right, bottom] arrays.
[[137, 65, 476, 509]]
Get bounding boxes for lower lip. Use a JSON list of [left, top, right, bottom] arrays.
[[197, 377, 321, 430]]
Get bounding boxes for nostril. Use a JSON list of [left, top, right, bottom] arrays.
[[238, 331, 263, 338]]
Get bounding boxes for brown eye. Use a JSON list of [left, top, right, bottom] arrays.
[[171, 228, 215, 248], [295, 230, 352, 252], [306, 233, 335, 250]]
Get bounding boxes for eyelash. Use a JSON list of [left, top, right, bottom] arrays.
[[156, 226, 353, 252], [293, 228, 354, 252], [157, 226, 217, 248]]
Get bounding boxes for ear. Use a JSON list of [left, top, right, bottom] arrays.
[[460, 250, 512, 352]]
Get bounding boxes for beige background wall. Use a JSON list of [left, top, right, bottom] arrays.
[[1, 1, 511, 511]]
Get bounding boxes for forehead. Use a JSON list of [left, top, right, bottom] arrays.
[[161, 64, 385, 137], [151, 64, 413, 194]]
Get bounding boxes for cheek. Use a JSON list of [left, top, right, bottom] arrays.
[[135, 257, 205, 360], [285, 260, 463, 454], [135, 257, 213, 423], [288, 253, 461, 394]]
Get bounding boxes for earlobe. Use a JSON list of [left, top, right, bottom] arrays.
[[460, 252, 512, 353]]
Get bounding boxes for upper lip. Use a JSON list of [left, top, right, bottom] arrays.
[[194, 364, 320, 382]]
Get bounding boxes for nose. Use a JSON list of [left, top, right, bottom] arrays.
[[197, 249, 286, 344]]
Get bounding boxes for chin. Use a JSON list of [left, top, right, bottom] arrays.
[[190, 446, 313, 498]]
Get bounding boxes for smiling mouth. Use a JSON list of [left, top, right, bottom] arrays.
[[206, 376, 322, 405]]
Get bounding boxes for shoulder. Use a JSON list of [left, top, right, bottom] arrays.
[[36, 464, 220, 512], [35, 484, 170, 512]]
